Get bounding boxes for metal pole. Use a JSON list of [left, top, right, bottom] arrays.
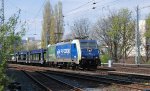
[[46, 31, 47, 62], [135, 5, 140, 64], [46, 30, 49, 62], [0, 0, 4, 25], [0, 0, 4, 64], [2, 0, 4, 24]]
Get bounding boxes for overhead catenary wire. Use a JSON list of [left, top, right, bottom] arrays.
[[32, 0, 46, 36], [64, 0, 120, 18], [64, 0, 107, 16], [64, 0, 98, 17], [91, 0, 120, 17], [63, 0, 118, 27], [6, 0, 32, 15], [34, 0, 46, 19], [65, 0, 94, 15], [140, 5, 150, 10], [64, 0, 106, 17], [64, 0, 120, 28], [8, 0, 46, 37]]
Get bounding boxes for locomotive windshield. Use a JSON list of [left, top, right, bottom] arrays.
[[80, 41, 97, 49]]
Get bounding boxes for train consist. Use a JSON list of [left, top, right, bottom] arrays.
[[9, 39, 101, 69]]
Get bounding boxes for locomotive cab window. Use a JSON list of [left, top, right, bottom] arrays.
[[80, 41, 97, 49], [89, 42, 97, 48]]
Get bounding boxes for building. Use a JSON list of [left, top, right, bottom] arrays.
[[129, 20, 146, 57]]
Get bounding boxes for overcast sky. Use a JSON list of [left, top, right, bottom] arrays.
[[5, 0, 150, 40]]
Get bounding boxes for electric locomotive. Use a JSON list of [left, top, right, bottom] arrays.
[[10, 39, 101, 69], [47, 39, 101, 69]]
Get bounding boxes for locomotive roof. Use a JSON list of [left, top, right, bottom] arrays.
[[56, 41, 71, 45], [79, 39, 96, 42], [56, 39, 97, 45]]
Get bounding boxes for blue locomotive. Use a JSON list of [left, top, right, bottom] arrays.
[[10, 39, 101, 69]]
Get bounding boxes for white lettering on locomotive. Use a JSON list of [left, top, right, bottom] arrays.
[[57, 49, 70, 54]]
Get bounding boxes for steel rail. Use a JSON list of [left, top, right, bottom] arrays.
[[36, 71, 83, 91], [45, 70, 132, 84], [22, 70, 52, 91], [44, 70, 150, 90]]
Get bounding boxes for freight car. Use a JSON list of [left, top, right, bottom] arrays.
[[10, 39, 101, 69]]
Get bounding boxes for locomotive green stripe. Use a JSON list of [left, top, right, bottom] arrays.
[[47, 45, 56, 62]]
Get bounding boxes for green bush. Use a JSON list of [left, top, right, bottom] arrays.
[[0, 10, 26, 91], [101, 54, 110, 63], [0, 85, 4, 91]]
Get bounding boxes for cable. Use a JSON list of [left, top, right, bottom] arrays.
[[32, 0, 46, 36], [64, 0, 120, 18], [95, 0, 119, 9], [140, 5, 150, 9], [64, 0, 94, 16], [34, 0, 46, 19], [64, 0, 106, 16], [7, 0, 29, 13]]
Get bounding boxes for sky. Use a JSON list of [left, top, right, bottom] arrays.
[[4, 0, 150, 40]]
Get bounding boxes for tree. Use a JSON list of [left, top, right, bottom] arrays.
[[54, 1, 64, 43], [70, 18, 90, 39], [63, 33, 73, 40], [91, 9, 135, 62], [145, 14, 150, 62], [0, 10, 25, 90], [26, 39, 39, 50], [41, 0, 54, 48], [41, 0, 64, 48]]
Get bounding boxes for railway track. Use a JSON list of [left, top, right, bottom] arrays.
[[22, 70, 83, 91], [36, 71, 83, 91], [100, 63, 150, 68], [45, 70, 132, 84], [44, 70, 150, 91], [8, 64, 150, 90]]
